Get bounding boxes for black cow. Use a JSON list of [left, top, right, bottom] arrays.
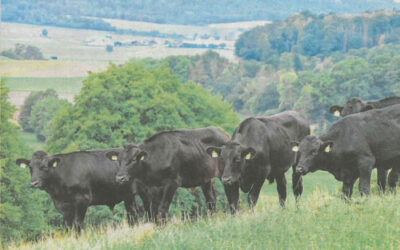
[[107, 127, 230, 222], [16, 149, 140, 231], [207, 111, 310, 213], [295, 104, 400, 198], [329, 96, 400, 192], [329, 96, 400, 117]]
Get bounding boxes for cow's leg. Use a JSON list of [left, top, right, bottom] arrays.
[[74, 203, 88, 233], [342, 177, 356, 199], [125, 198, 139, 226], [358, 157, 375, 196], [377, 168, 387, 193], [292, 165, 303, 202], [63, 208, 75, 231], [158, 181, 179, 223], [201, 180, 217, 213], [247, 178, 265, 210], [223, 182, 240, 214], [388, 168, 399, 193], [139, 188, 152, 222], [54, 200, 74, 231], [276, 172, 287, 208]]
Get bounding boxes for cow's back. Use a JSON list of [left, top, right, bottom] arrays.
[[369, 96, 400, 109], [257, 111, 310, 141], [323, 104, 400, 163]]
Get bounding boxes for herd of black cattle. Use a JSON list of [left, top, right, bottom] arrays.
[[16, 96, 400, 231]]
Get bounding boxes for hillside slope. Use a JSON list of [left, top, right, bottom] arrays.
[[3, 0, 400, 25]]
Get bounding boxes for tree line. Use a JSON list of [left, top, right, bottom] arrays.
[[236, 10, 400, 66], [3, 0, 399, 25]]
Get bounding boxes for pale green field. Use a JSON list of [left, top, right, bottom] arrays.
[[4, 77, 84, 94]]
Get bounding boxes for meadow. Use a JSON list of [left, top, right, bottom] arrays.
[[8, 170, 399, 250], [4, 77, 84, 94]]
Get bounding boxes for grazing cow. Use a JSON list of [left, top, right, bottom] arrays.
[[207, 111, 310, 213], [294, 104, 400, 198], [16, 149, 140, 232], [108, 127, 230, 222], [329, 96, 400, 192]]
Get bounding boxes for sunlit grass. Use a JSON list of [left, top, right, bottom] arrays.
[[8, 186, 399, 250]]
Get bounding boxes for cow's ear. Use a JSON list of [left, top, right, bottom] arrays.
[[105, 151, 120, 161], [16, 158, 30, 168], [329, 105, 344, 117], [48, 158, 61, 168], [291, 141, 300, 152], [136, 151, 148, 161], [206, 147, 222, 158], [242, 147, 256, 160], [321, 141, 333, 153], [363, 104, 373, 112]]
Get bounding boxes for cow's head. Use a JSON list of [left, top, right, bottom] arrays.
[[106, 143, 146, 184], [329, 105, 344, 117], [206, 142, 255, 185], [293, 136, 333, 175], [341, 97, 373, 116], [16, 151, 60, 189]]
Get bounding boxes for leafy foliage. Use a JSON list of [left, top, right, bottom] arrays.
[[3, 0, 400, 25], [29, 97, 70, 141], [1, 44, 45, 60], [46, 61, 238, 153], [0, 82, 60, 246], [236, 10, 400, 66], [19, 89, 58, 132]]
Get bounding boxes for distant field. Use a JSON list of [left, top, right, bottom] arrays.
[[0, 59, 108, 77], [4, 77, 84, 94], [1, 22, 239, 63]]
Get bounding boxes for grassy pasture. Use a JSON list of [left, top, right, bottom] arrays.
[[3, 77, 84, 94], [8, 169, 399, 250]]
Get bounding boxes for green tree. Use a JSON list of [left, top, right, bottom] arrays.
[[0, 82, 57, 246], [19, 89, 58, 132], [29, 97, 70, 141], [46, 62, 238, 153]]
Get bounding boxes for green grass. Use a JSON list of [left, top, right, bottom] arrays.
[[3, 77, 84, 94], [19, 131, 46, 151], [9, 171, 399, 250]]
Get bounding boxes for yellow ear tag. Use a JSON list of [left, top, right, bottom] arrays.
[[140, 155, 145, 161], [20, 163, 27, 169], [292, 145, 299, 152], [333, 110, 341, 117], [325, 145, 331, 153], [111, 155, 118, 161], [53, 161, 58, 167], [245, 152, 252, 160], [211, 150, 218, 158]]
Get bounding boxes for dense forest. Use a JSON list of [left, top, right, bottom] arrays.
[[3, 0, 400, 26], [236, 10, 400, 65]]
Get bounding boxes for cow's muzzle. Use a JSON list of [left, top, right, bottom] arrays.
[[296, 166, 307, 175], [116, 175, 129, 184], [222, 176, 234, 185], [30, 180, 42, 189]]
